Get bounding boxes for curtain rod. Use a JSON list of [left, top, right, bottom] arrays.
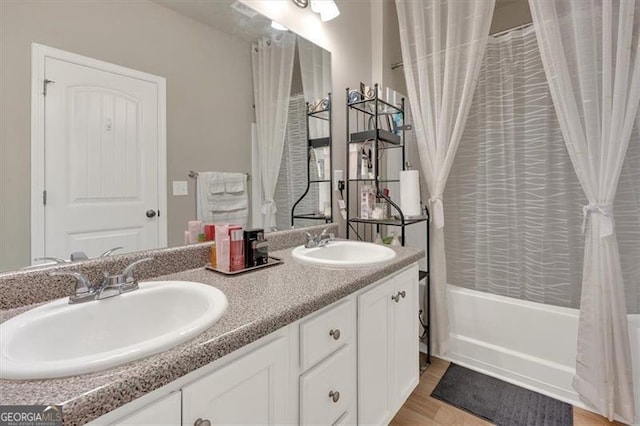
[[390, 21, 534, 70]]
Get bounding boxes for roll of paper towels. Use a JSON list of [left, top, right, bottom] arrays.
[[399, 170, 421, 217], [318, 182, 331, 217]]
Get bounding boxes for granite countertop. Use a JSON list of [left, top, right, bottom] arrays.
[[0, 244, 424, 425]]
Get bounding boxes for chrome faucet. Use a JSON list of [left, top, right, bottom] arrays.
[[50, 257, 153, 304], [100, 247, 124, 257], [304, 228, 332, 248], [35, 247, 124, 265]]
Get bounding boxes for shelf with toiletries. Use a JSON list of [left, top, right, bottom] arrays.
[[291, 92, 333, 227], [344, 84, 428, 243], [346, 95, 403, 116], [344, 83, 431, 363]]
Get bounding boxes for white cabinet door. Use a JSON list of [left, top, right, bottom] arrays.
[[357, 277, 394, 425], [182, 335, 289, 426], [113, 392, 181, 426], [391, 266, 419, 410], [357, 264, 419, 425]]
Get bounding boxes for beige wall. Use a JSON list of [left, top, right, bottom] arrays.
[[0, 0, 255, 271], [491, 0, 532, 34]]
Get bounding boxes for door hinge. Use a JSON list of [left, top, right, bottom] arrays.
[[42, 190, 47, 206], [43, 79, 55, 96]]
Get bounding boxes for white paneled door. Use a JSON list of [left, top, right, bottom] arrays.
[[32, 45, 166, 262]]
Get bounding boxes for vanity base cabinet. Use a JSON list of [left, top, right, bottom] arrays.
[[357, 264, 419, 425], [93, 263, 418, 426], [182, 335, 290, 426]]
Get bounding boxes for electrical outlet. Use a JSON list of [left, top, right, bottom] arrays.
[[334, 170, 343, 191]]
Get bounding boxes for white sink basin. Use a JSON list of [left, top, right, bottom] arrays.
[[0, 281, 228, 380], [292, 240, 397, 267]]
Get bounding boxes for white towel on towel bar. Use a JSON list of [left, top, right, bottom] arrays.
[[197, 172, 248, 226], [223, 173, 246, 193], [204, 172, 225, 194]]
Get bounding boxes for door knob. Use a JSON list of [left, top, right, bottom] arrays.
[[329, 329, 341, 340], [391, 293, 400, 303], [145, 209, 157, 218], [399, 290, 406, 299], [194, 419, 211, 426], [329, 390, 340, 403]]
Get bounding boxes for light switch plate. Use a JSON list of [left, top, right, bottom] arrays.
[[173, 180, 188, 196]]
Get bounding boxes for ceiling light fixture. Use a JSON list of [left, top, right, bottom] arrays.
[[309, 0, 340, 22]]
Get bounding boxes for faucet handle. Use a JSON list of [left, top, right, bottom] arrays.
[[70, 251, 89, 261], [122, 257, 154, 281], [49, 271, 93, 294]]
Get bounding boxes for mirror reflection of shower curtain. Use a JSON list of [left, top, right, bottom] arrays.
[[252, 33, 296, 230], [298, 37, 331, 213], [274, 93, 319, 230]]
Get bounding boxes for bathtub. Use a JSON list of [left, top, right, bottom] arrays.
[[419, 283, 640, 425]]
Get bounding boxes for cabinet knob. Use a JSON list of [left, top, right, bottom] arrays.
[[391, 293, 400, 303], [399, 290, 406, 299], [329, 329, 341, 340], [194, 418, 211, 426], [329, 390, 340, 403]]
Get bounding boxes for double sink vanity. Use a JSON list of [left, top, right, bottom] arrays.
[[0, 225, 423, 425]]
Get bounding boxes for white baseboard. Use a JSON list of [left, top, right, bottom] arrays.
[[419, 284, 640, 424]]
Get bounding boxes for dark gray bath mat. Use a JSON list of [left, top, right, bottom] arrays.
[[431, 363, 573, 426]]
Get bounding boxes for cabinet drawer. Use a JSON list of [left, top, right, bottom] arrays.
[[300, 344, 356, 425], [300, 299, 354, 370]]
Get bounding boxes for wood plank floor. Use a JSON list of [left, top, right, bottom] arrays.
[[390, 356, 626, 426]]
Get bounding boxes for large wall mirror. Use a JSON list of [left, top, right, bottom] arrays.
[[0, 0, 332, 273]]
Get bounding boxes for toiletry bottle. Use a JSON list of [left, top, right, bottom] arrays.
[[374, 232, 383, 244], [188, 220, 202, 245], [229, 228, 245, 272], [215, 224, 229, 269], [210, 244, 217, 267], [218, 236, 231, 272]]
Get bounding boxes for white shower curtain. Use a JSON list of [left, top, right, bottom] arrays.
[[252, 33, 296, 230], [396, 0, 495, 356], [530, 0, 639, 422]]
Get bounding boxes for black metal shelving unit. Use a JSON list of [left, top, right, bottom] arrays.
[[291, 93, 333, 227], [344, 84, 431, 362]]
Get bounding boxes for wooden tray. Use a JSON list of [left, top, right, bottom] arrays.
[[205, 256, 283, 275]]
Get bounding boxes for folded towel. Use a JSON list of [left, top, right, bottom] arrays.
[[196, 171, 248, 226], [224, 173, 246, 193], [209, 192, 248, 212], [203, 172, 225, 195]]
